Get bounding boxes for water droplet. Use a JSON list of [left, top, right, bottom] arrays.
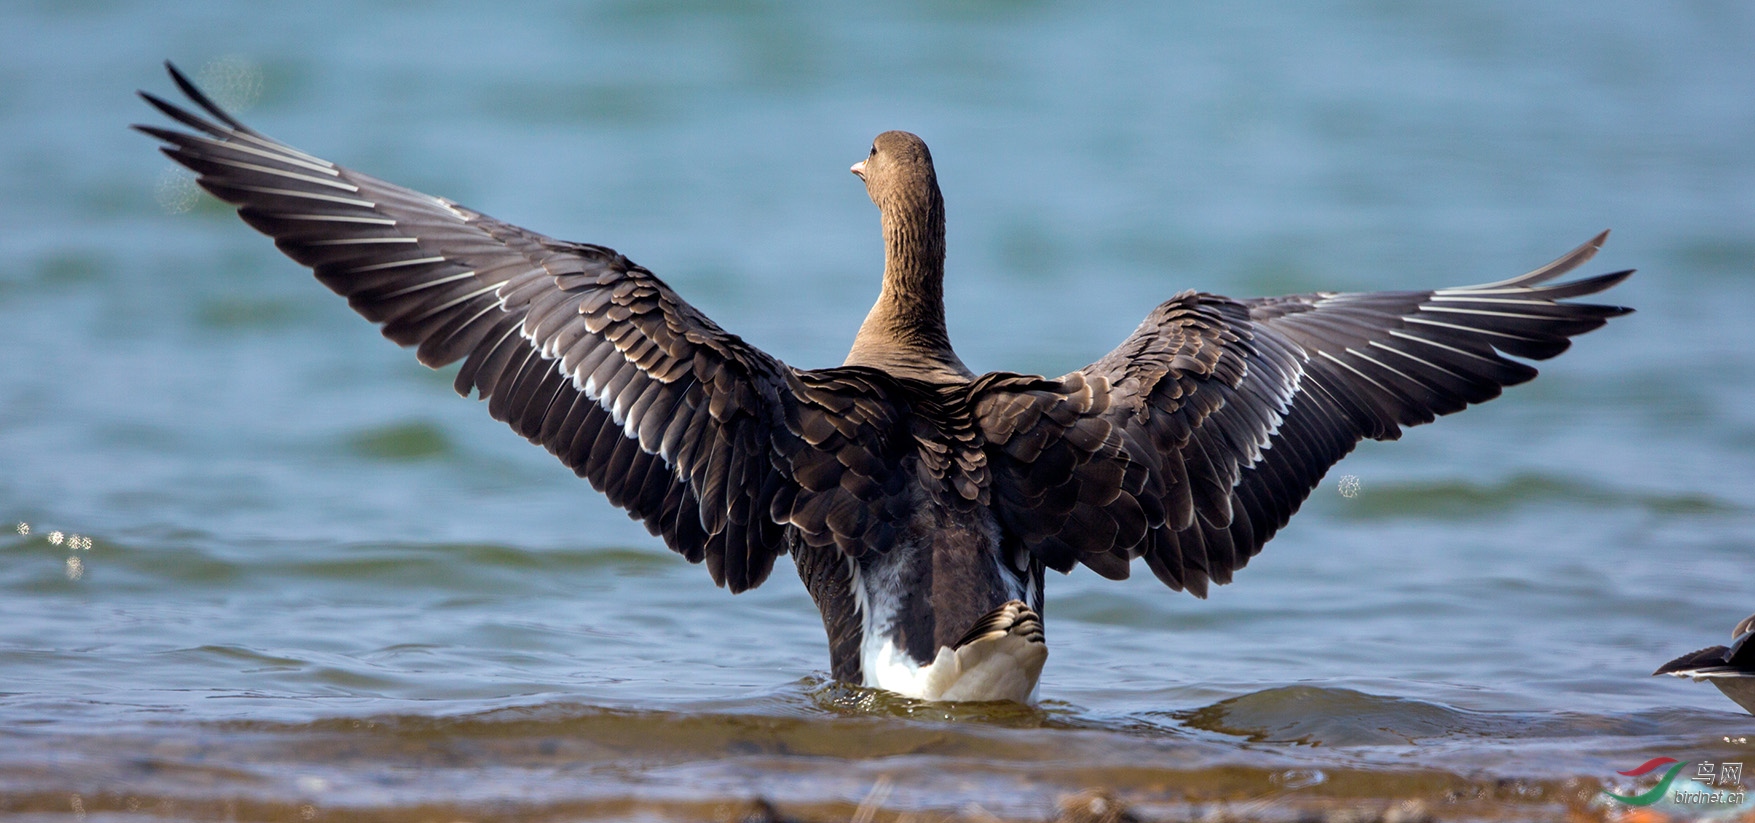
[[155, 167, 200, 214], [197, 55, 264, 113], [1337, 474, 1361, 498]]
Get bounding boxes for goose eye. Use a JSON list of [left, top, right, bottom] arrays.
[[868, 145, 877, 157]]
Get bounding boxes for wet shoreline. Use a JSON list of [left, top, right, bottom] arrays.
[[4, 685, 1748, 822]]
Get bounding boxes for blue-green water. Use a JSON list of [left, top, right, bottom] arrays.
[[3, 2, 1754, 819]]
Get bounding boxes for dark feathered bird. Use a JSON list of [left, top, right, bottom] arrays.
[[1655, 613, 1755, 715], [137, 63, 1633, 702]]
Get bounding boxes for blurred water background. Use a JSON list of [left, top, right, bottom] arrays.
[[2, 1, 1753, 820]]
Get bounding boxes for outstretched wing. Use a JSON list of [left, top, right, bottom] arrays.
[[977, 234, 1632, 596], [136, 63, 912, 591]]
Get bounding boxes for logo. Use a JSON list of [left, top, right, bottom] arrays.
[[1604, 758, 1686, 806], [1604, 757, 1746, 808]]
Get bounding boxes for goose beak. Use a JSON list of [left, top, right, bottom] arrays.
[[850, 160, 866, 179]]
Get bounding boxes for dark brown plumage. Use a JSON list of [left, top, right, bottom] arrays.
[[138, 64, 1632, 701], [1654, 613, 1755, 715]]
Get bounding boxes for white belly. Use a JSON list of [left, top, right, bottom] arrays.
[[862, 601, 1047, 703]]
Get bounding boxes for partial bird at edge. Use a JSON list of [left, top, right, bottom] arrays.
[[1655, 613, 1755, 716]]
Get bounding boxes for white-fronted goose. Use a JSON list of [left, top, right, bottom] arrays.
[[138, 64, 1633, 703], [1655, 613, 1755, 715]]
